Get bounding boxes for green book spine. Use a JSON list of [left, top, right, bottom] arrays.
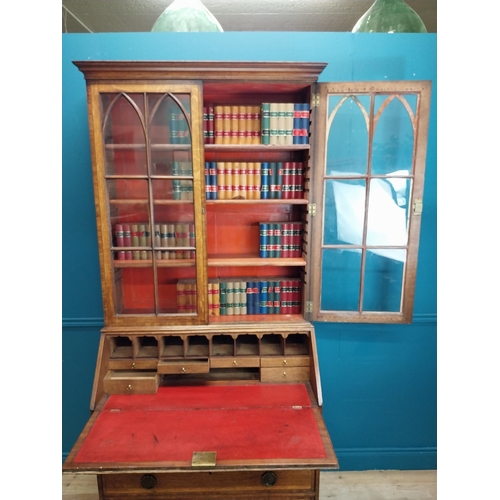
[[240, 281, 247, 315], [261, 103, 270, 145], [233, 280, 241, 316], [273, 281, 281, 314], [172, 161, 181, 200], [267, 282, 275, 315], [219, 281, 227, 315], [269, 103, 279, 145]]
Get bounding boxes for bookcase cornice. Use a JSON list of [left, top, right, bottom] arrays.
[[73, 61, 328, 83]]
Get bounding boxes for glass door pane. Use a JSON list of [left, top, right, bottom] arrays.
[[311, 81, 431, 323], [100, 88, 203, 319], [149, 93, 198, 316]]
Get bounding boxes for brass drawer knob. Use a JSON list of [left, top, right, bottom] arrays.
[[140, 474, 157, 490], [181, 367, 186, 373], [131, 362, 136, 369], [233, 360, 238, 366], [261, 471, 277, 487], [282, 371, 287, 377], [283, 359, 287, 366], [126, 384, 132, 391]]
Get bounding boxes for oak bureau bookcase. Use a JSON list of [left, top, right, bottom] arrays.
[[63, 61, 431, 500]]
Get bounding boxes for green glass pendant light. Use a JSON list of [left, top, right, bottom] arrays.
[[151, 0, 224, 32], [352, 0, 427, 33]]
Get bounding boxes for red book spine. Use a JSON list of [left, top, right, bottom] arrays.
[[282, 162, 292, 200], [292, 279, 302, 314], [208, 282, 214, 316], [292, 222, 302, 258], [282, 280, 291, 314], [282, 223, 292, 258], [122, 224, 132, 260], [115, 224, 125, 260], [296, 162, 304, 199]]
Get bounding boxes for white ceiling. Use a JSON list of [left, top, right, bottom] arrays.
[[62, 0, 436, 34]]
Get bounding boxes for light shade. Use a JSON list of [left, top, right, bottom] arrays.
[[352, 0, 427, 33], [151, 0, 224, 32]]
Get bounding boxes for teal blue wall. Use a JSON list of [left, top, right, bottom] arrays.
[[62, 33, 437, 470]]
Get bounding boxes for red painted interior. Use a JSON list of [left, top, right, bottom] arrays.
[[74, 384, 327, 464]]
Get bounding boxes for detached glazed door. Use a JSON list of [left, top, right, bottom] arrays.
[[87, 83, 208, 327], [310, 81, 431, 323]]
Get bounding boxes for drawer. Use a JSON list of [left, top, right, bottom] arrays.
[[108, 359, 158, 370], [261, 356, 310, 368], [210, 356, 260, 369], [100, 469, 317, 496], [157, 359, 209, 374], [103, 370, 159, 394], [260, 366, 310, 383]]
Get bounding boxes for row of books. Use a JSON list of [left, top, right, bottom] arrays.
[[262, 103, 310, 145], [170, 161, 193, 200], [177, 278, 302, 316], [204, 161, 305, 200], [259, 222, 303, 258], [114, 223, 195, 260], [153, 161, 194, 200], [203, 103, 310, 145]]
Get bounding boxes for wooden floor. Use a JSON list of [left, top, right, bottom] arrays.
[[62, 470, 437, 499]]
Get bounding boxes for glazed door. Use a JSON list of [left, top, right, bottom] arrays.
[[310, 81, 431, 323], [87, 83, 208, 326]]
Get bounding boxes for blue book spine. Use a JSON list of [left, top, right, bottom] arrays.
[[260, 162, 270, 199], [293, 103, 301, 145], [275, 223, 282, 258], [252, 282, 259, 314], [205, 162, 210, 200], [259, 281, 268, 314], [276, 162, 283, 200], [269, 223, 278, 258], [260, 223, 269, 258], [210, 161, 217, 199]]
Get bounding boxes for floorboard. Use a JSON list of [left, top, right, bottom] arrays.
[[62, 470, 437, 499]]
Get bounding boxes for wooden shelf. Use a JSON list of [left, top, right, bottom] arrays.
[[109, 199, 194, 205], [105, 143, 191, 151], [113, 259, 195, 268], [204, 144, 310, 152], [208, 255, 306, 267], [206, 199, 308, 205], [209, 314, 304, 324]]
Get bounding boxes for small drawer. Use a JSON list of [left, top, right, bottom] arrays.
[[260, 366, 310, 383], [103, 370, 159, 394], [261, 356, 310, 368], [157, 359, 209, 375], [210, 356, 260, 369], [100, 469, 316, 496], [108, 359, 158, 370]]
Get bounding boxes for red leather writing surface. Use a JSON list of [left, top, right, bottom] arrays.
[[74, 384, 327, 464]]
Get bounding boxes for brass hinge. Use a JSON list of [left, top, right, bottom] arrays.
[[305, 301, 313, 313], [312, 93, 320, 108], [307, 203, 316, 216], [413, 198, 423, 215]]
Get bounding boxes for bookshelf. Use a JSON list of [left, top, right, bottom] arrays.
[[63, 61, 431, 500]]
